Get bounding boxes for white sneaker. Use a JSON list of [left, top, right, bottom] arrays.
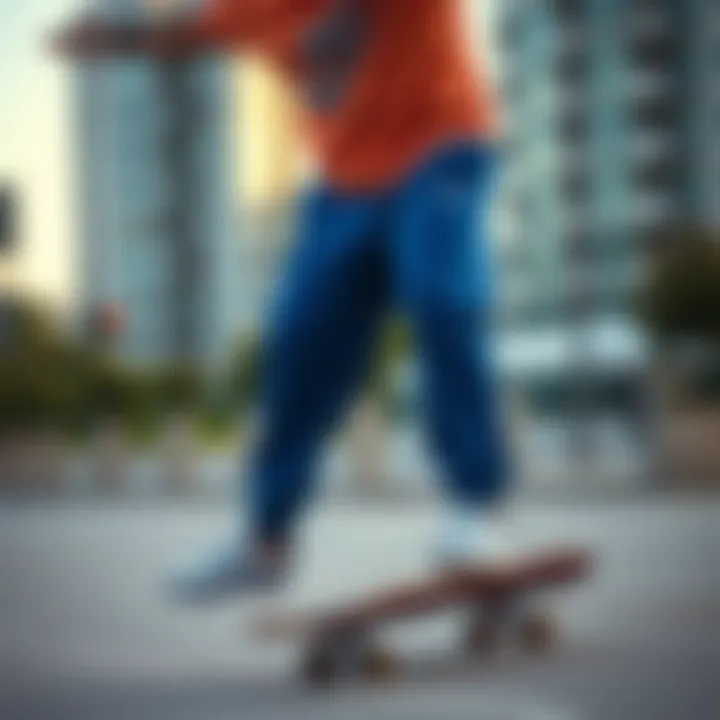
[[168, 537, 288, 606], [432, 507, 521, 572]]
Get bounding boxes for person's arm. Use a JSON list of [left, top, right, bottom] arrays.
[[52, 0, 268, 58], [53, 16, 200, 57]]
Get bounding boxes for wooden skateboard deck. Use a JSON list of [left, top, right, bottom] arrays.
[[253, 547, 592, 684]]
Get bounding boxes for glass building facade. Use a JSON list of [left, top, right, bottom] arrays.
[[75, 0, 236, 367], [497, 0, 720, 465]]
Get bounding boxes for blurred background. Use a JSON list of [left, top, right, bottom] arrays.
[[1, 2, 720, 718], [2, 0, 719, 500]]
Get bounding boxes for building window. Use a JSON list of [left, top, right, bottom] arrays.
[[560, 165, 594, 206], [628, 33, 679, 67], [556, 107, 592, 145], [631, 157, 682, 194], [551, 0, 587, 24], [554, 46, 593, 85], [501, 12, 527, 48], [501, 71, 526, 107], [630, 96, 678, 129]]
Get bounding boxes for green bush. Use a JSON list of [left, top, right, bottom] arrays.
[[639, 228, 720, 405], [367, 316, 414, 413], [227, 334, 263, 418], [156, 362, 203, 414], [0, 298, 89, 436], [0, 298, 172, 443], [639, 228, 720, 344]]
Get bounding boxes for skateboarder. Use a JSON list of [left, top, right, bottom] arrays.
[[59, 0, 510, 602]]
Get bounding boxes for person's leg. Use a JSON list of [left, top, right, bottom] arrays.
[[172, 188, 388, 602], [248, 189, 388, 547], [392, 142, 510, 561]]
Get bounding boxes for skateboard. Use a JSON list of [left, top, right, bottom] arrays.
[[252, 547, 592, 684]]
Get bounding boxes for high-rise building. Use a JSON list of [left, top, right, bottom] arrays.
[[497, 0, 720, 460], [69, 0, 237, 367]]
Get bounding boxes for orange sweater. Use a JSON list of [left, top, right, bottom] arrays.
[[200, 0, 497, 191]]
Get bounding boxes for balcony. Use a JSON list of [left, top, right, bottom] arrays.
[[629, 94, 679, 129], [626, 3, 674, 41], [555, 24, 592, 60], [559, 164, 595, 207], [555, 85, 595, 122], [627, 32, 680, 67], [632, 165, 682, 199], [627, 130, 678, 165], [551, 0, 588, 25], [628, 192, 680, 231], [500, 9, 529, 49], [553, 43, 593, 86], [625, 71, 677, 105], [555, 107, 593, 146]]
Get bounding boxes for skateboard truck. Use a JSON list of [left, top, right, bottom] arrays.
[[254, 547, 592, 685]]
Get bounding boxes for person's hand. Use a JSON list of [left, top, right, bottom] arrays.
[[50, 13, 144, 56]]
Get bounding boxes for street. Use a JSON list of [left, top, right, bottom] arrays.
[[1, 499, 719, 719]]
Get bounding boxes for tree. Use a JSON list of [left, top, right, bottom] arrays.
[[367, 316, 414, 412], [639, 227, 720, 405], [0, 296, 87, 493], [227, 334, 264, 419], [640, 227, 720, 346], [637, 228, 720, 484], [156, 362, 203, 415]]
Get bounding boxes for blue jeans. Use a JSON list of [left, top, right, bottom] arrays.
[[247, 141, 509, 543]]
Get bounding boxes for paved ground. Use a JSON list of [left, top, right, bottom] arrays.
[[1, 499, 719, 719]]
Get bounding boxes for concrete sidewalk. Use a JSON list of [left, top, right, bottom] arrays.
[[1, 500, 719, 719]]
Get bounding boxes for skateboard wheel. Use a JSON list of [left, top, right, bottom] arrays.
[[518, 612, 557, 654], [464, 618, 503, 658], [302, 630, 371, 686], [361, 646, 400, 682], [302, 645, 339, 686], [302, 634, 349, 686]]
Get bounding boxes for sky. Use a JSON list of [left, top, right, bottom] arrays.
[[0, 0, 82, 307], [0, 0, 500, 308]]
